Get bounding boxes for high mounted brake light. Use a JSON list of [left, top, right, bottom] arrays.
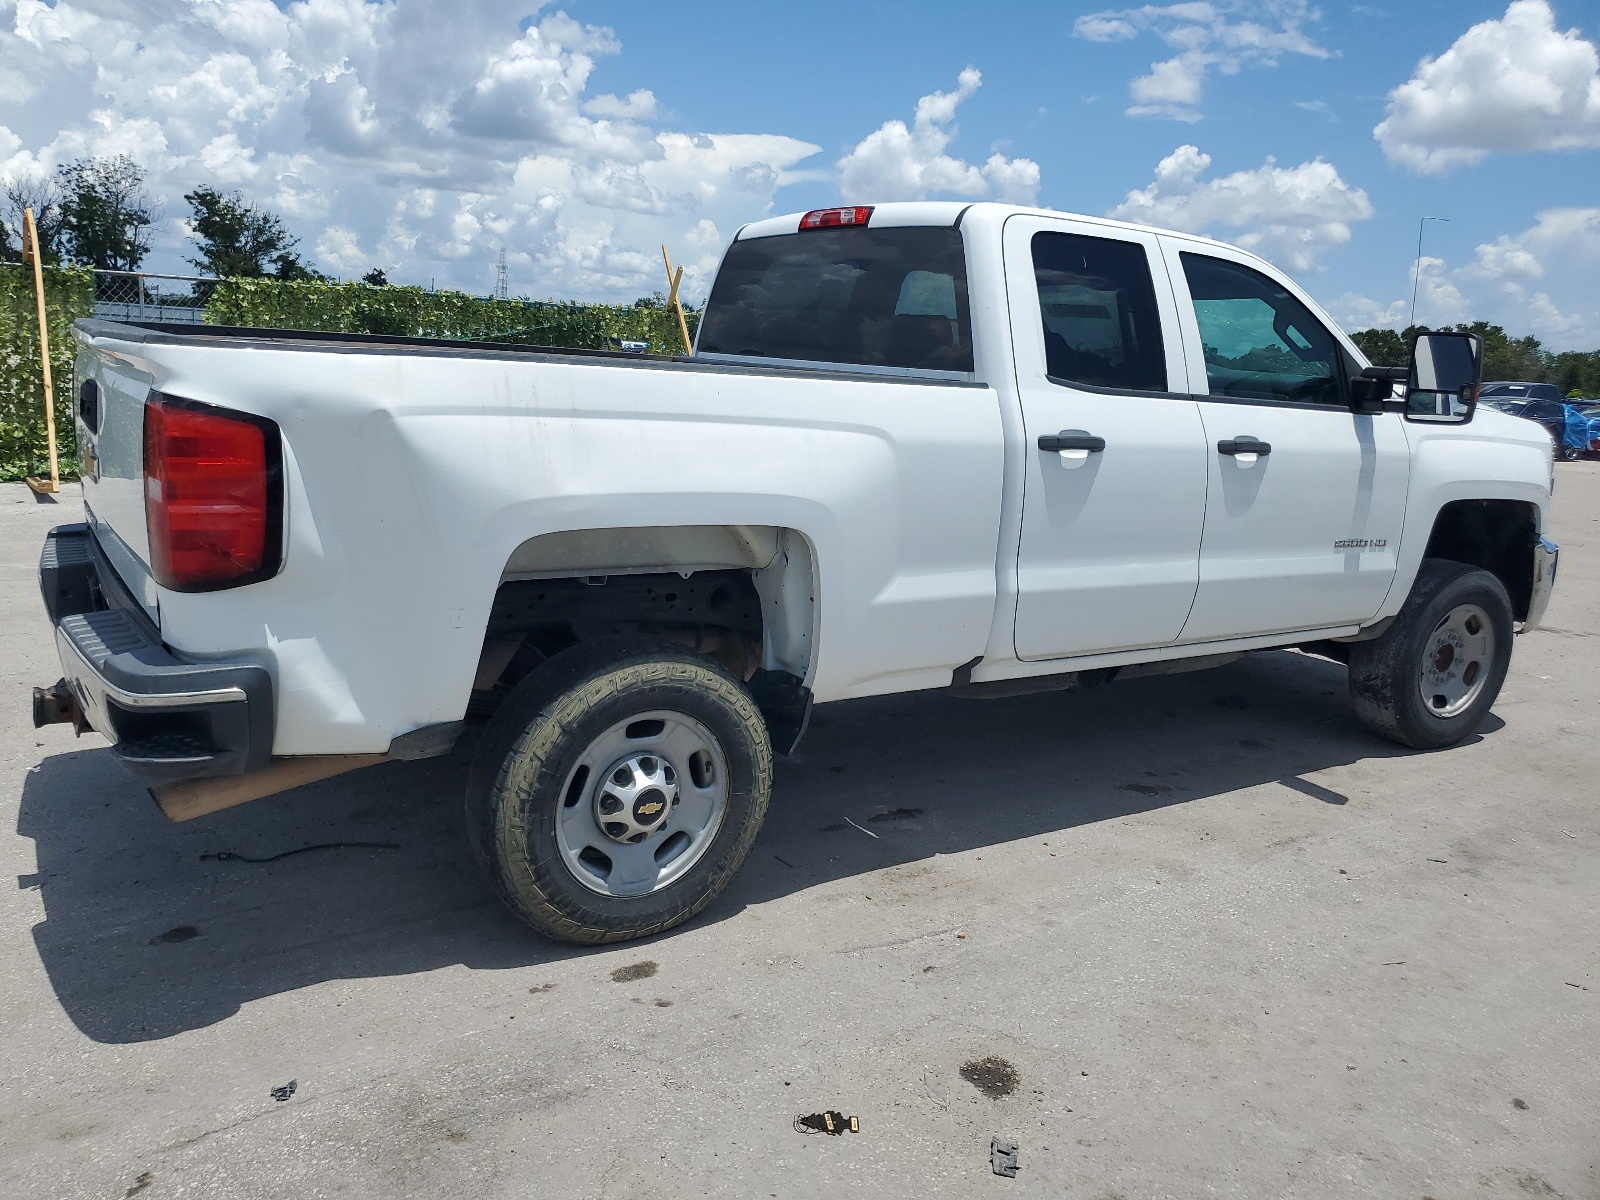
[[799, 207, 874, 231], [144, 394, 283, 591]]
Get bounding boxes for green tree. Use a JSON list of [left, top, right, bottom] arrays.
[[361, 268, 390, 286], [1350, 327, 1406, 367], [184, 186, 321, 280], [57, 155, 156, 270]]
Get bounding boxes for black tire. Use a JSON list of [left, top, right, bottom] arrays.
[[465, 636, 772, 944], [1559, 444, 1580, 462], [1348, 559, 1514, 750]]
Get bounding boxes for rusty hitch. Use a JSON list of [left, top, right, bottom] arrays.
[[33, 679, 88, 734]]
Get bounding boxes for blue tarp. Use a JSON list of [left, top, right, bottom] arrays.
[[1562, 404, 1600, 452]]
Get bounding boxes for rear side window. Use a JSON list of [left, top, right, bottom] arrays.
[[697, 227, 973, 372], [1031, 232, 1167, 392], [1180, 253, 1344, 406]]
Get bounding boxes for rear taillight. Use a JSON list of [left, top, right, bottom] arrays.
[[799, 206, 874, 231], [144, 394, 282, 591]]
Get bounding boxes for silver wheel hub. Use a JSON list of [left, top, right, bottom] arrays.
[[555, 710, 729, 899], [594, 754, 678, 844], [1418, 602, 1494, 720]]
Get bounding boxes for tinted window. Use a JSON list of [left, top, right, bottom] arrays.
[[697, 227, 973, 372], [1031, 232, 1166, 392], [1180, 253, 1344, 405], [1531, 384, 1564, 402]]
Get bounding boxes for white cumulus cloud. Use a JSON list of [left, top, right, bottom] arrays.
[[837, 68, 1041, 204], [1107, 144, 1373, 271], [0, 0, 823, 300], [1374, 0, 1600, 173], [1333, 208, 1600, 348], [1073, 0, 1331, 122]]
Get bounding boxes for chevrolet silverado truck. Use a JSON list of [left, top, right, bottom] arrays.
[[34, 201, 1559, 944]]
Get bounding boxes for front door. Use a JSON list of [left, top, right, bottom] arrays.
[[1160, 241, 1411, 642], [1008, 216, 1209, 660]]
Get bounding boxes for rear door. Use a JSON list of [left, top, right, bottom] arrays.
[[1006, 215, 1209, 659], [1161, 240, 1410, 641]]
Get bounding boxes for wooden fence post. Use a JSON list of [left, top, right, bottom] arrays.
[[661, 245, 693, 356], [22, 207, 60, 495]]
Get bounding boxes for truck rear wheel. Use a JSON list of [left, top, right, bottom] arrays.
[[466, 637, 772, 944], [1348, 559, 1514, 750]]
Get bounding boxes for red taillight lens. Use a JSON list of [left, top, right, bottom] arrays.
[[144, 395, 281, 591], [799, 206, 874, 231]]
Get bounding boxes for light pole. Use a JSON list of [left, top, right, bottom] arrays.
[[1408, 216, 1449, 330]]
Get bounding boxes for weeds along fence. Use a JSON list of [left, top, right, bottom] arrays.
[[0, 269, 702, 483], [1, 264, 92, 483], [204, 279, 699, 353]]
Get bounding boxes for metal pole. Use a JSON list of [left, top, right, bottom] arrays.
[[1408, 216, 1449, 330]]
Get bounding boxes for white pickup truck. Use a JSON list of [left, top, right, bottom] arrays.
[[35, 201, 1558, 944]]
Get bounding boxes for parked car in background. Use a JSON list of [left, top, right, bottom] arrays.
[[1479, 382, 1574, 458]]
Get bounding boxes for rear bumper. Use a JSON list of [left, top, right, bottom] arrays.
[[1522, 536, 1558, 633], [37, 524, 274, 784]]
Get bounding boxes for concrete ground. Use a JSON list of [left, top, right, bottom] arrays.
[[1, 472, 1596, 1200]]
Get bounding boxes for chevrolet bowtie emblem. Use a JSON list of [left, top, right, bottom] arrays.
[[637, 801, 664, 817]]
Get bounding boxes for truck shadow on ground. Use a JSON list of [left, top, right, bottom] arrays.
[[18, 649, 1502, 1044]]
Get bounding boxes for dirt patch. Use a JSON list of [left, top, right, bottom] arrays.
[[869, 807, 925, 823], [960, 1056, 1020, 1099], [611, 961, 658, 983]]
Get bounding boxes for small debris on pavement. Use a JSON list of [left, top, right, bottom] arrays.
[[149, 926, 198, 945], [923, 1067, 949, 1110], [1426, 858, 1448, 863], [956, 931, 967, 939], [611, 961, 657, 982], [1513, 1098, 1529, 1110], [271, 1080, 297, 1102], [795, 1110, 858, 1135], [991, 1137, 1020, 1178], [201, 842, 399, 864], [124, 1171, 154, 1197], [842, 816, 879, 839]]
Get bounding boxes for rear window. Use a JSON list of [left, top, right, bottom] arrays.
[[1531, 384, 1564, 402], [697, 227, 973, 373]]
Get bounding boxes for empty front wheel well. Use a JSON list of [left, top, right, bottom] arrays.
[[1422, 500, 1539, 620]]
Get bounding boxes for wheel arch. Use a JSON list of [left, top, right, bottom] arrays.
[[1422, 499, 1540, 621]]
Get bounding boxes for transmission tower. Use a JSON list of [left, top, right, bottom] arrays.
[[495, 247, 509, 300]]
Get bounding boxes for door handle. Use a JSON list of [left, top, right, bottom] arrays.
[[1038, 430, 1106, 453], [1217, 437, 1272, 456]]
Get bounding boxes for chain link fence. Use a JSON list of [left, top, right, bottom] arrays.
[[92, 270, 215, 324]]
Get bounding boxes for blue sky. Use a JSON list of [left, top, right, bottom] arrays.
[[3, 0, 1598, 345]]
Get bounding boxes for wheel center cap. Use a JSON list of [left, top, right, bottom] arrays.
[[594, 754, 679, 845]]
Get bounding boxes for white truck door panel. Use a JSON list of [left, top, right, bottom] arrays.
[[1160, 239, 1410, 641], [1006, 216, 1209, 660]]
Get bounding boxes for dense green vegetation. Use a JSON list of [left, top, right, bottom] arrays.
[[1353, 324, 1600, 397], [0, 263, 92, 481]]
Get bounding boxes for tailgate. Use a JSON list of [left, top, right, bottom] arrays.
[[74, 326, 160, 622]]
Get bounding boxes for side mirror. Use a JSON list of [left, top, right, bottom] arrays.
[[1405, 331, 1483, 425]]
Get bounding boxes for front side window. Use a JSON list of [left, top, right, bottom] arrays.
[[1032, 231, 1166, 392], [1180, 253, 1345, 406], [696, 227, 972, 372]]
